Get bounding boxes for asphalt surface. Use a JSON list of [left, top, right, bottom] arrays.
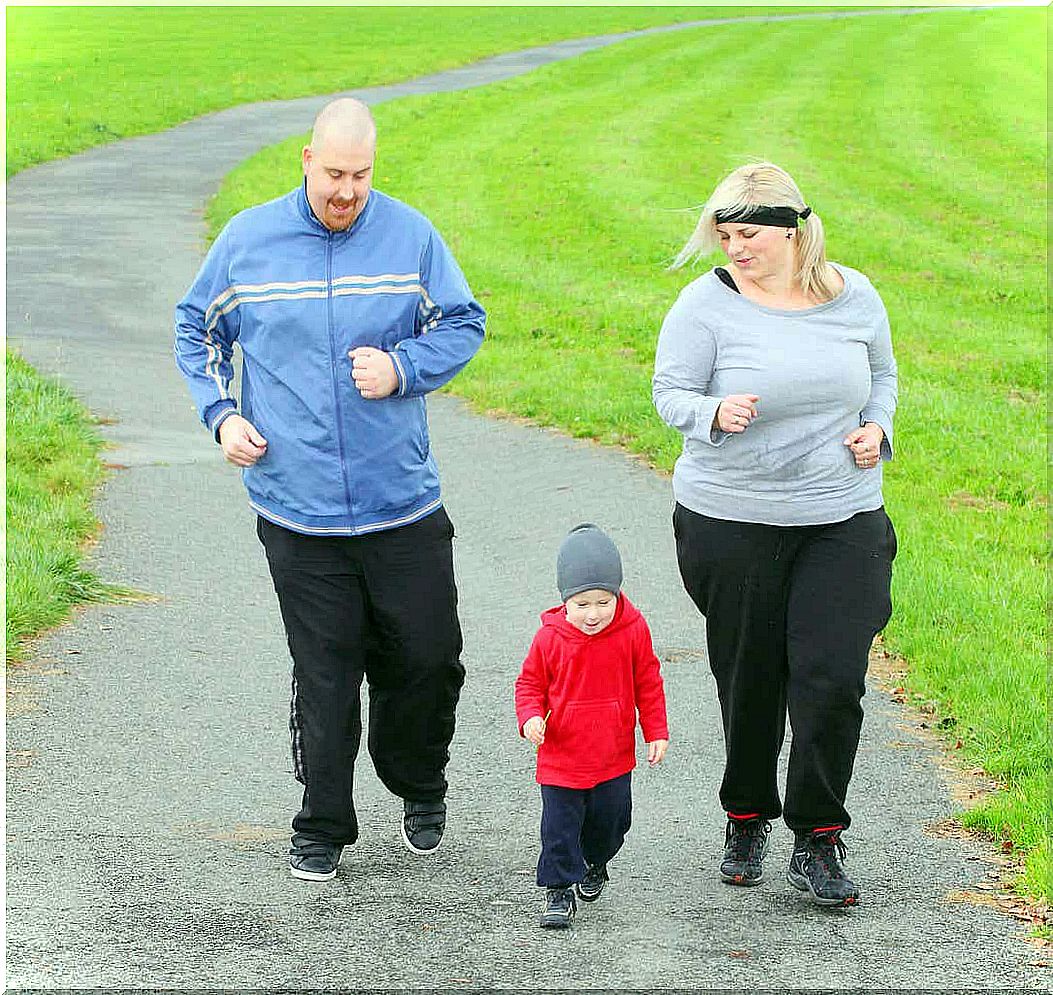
[[6, 8, 1046, 991]]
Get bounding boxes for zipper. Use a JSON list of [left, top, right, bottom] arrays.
[[325, 232, 355, 522]]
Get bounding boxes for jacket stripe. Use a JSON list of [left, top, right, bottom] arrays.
[[202, 275, 424, 409], [206, 280, 423, 328], [205, 280, 325, 324], [250, 497, 442, 536], [333, 272, 419, 287], [204, 334, 229, 399], [418, 283, 442, 336], [390, 351, 408, 396], [205, 273, 421, 322], [333, 284, 422, 299]]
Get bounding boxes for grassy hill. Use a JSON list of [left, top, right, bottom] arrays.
[[209, 6, 1048, 900]]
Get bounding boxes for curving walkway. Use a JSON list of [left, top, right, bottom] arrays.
[[6, 7, 1043, 989]]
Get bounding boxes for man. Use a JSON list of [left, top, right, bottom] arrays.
[[174, 97, 485, 882]]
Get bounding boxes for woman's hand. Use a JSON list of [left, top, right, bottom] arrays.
[[714, 394, 760, 434], [844, 422, 885, 469]]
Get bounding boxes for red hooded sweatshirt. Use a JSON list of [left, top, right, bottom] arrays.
[[514, 594, 669, 789]]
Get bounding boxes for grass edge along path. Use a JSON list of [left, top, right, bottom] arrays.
[[4, 350, 135, 664], [208, 7, 1049, 906], [5, 5, 828, 178]]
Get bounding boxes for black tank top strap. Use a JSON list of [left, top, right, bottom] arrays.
[[715, 266, 740, 293]]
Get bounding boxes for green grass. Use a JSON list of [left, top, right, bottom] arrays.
[[210, 7, 1048, 898], [3, 9, 821, 647], [5, 350, 118, 662], [6, 4, 813, 177]]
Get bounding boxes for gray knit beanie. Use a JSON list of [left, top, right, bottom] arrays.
[[556, 523, 623, 602]]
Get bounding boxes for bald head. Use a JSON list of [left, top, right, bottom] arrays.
[[309, 97, 376, 151], [302, 98, 377, 231]]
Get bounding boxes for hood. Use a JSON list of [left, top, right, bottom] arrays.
[[538, 592, 641, 643]]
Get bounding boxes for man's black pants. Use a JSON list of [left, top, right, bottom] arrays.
[[673, 504, 896, 833], [257, 508, 465, 846], [537, 773, 632, 888]]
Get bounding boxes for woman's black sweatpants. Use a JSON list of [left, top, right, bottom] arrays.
[[673, 504, 896, 833], [257, 508, 465, 847]]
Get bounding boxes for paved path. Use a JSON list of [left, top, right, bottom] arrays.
[[7, 8, 1044, 990]]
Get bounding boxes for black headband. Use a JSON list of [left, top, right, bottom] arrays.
[[713, 205, 812, 228]]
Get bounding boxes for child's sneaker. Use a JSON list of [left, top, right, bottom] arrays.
[[786, 828, 860, 907], [540, 886, 576, 928], [720, 816, 771, 886], [576, 863, 609, 902]]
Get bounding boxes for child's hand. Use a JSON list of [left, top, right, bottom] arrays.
[[523, 715, 547, 747], [647, 739, 669, 767]]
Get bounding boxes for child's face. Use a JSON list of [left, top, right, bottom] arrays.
[[564, 589, 618, 636]]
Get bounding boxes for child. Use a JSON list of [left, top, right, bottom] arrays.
[[514, 523, 669, 929]]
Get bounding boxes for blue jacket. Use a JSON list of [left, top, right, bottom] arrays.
[[174, 185, 486, 536]]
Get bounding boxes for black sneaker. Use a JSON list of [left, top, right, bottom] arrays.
[[787, 829, 860, 907], [720, 817, 771, 886], [540, 886, 576, 928], [289, 836, 342, 882], [576, 863, 609, 902], [401, 799, 446, 855]]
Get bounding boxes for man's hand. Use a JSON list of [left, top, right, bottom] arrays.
[[218, 414, 267, 467], [349, 347, 398, 400]]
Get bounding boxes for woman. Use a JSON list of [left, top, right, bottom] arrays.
[[652, 162, 897, 908]]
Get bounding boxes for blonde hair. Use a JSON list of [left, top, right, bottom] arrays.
[[671, 162, 839, 302]]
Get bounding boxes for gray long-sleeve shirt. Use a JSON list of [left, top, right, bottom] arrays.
[[652, 264, 897, 526]]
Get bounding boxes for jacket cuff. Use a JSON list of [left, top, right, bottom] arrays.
[[390, 347, 413, 397], [641, 724, 670, 743], [700, 397, 730, 447], [861, 410, 894, 460], [207, 401, 238, 443]]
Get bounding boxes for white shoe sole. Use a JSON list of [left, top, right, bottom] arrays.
[[290, 864, 338, 882], [401, 819, 443, 856], [576, 884, 607, 902]]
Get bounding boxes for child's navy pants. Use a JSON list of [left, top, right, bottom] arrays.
[[537, 772, 632, 887]]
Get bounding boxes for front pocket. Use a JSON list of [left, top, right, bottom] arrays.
[[560, 699, 625, 769]]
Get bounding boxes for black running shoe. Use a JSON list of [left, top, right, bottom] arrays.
[[720, 817, 771, 886], [787, 829, 860, 907], [402, 799, 446, 855], [576, 863, 609, 903], [540, 886, 576, 928], [289, 836, 342, 882]]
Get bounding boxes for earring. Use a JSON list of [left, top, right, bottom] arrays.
[[785, 231, 793, 240]]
